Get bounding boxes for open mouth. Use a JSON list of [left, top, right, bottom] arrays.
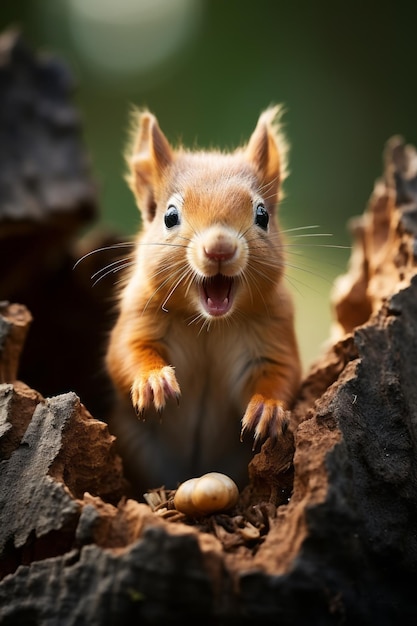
[[200, 274, 234, 317]]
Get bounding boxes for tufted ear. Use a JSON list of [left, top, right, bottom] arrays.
[[245, 106, 288, 201], [127, 111, 173, 222]]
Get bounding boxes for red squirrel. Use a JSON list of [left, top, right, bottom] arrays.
[[106, 107, 301, 493]]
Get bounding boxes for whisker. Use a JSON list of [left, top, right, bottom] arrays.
[[279, 270, 302, 296], [161, 267, 193, 312], [246, 265, 280, 291], [144, 251, 188, 280], [177, 234, 194, 244], [284, 249, 349, 274], [245, 225, 350, 248], [248, 269, 273, 317], [239, 270, 254, 306], [280, 224, 322, 234], [282, 272, 316, 298], [283, 270, 331, 298], [288, 232, 334, 239], [90, 257, 135, 282], [249, 246, 342, 291], [283, 243, 351, 249], [247, 238, 347, 302], [246, 247, 284, 272], [187, 311, 207, 331], [198, 316, 212, 334], [92, 261, 136, 287], [135, 242, 188, 249], [266, 230, 349, 249], [141, 265, 185, 313], [244, 231, 350, 253], [73, 242, 135, 269], [285, 261, 336, 284], [184, 270, 198, 298]]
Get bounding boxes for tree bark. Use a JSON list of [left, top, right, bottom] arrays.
[[1, 29, 417, 626]]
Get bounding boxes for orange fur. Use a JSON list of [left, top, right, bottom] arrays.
[[106, 108, 301, 492]]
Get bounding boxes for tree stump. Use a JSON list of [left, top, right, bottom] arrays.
[[1, 30, 417, 626]]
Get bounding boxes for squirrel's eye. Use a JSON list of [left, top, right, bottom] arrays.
[[164, 205, 180, 228], [255, 203, 269, 230]]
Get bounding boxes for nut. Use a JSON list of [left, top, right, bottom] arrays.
[[174, 472, 239, 516]]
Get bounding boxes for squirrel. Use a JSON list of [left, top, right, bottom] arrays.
[[106, 107, 302, 495]]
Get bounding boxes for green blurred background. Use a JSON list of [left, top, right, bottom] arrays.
[[2, 0, 416, 371]]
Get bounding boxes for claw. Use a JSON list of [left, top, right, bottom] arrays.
[[242, 394, 288, 446], [135, 406, 145, 421], [131, 365, 181, 416]]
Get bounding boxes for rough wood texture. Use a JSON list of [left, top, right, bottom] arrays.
[[0, 29, 121, 419], [0, 29, 96, 226], [0, 302, 32, 384], [1, 30, 417, 626]]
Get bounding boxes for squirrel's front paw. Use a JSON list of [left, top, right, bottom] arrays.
[[241, 394, 290, 449], [131, 366, 181, 415]]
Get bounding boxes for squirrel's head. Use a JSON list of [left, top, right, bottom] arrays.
[[126, 108, 289, 320]]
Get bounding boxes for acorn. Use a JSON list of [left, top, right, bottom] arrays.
[[173, 472, 239, 516]]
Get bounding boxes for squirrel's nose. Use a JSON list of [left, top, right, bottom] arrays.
[[201, 227, 239, 263], [203, 242, 237, 262]]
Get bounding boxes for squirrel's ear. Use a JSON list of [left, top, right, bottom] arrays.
[[127, 111, 173, 221], [245, 106, 288, 199]]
